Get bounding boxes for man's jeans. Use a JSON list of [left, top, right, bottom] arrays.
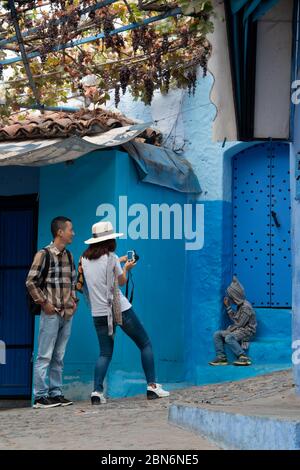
[[34, 312, 73, 399], [214, 331, 244, 359], [93, 308, 155, 393]]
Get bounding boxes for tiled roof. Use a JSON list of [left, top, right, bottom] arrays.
[[0, 108, 162, 144]]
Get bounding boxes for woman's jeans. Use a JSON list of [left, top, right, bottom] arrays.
[[34, 312, 73, 399], [93, 308, 155, 392], [214, 331, 245, 359]]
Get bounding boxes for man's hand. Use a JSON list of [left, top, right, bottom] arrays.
[[72, 299, 78, 313], [43, 301, 56, 315], [224, 297, 230, 307]]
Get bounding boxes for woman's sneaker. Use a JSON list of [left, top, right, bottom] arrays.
[[233, 354, 252, 366], [33, 397, 61, 409], [91, 391, 107, 405], [147, 383, 170, 400]]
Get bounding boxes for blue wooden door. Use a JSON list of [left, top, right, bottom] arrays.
[[0, 195, 37, 396], [232, 143, 291, 307]]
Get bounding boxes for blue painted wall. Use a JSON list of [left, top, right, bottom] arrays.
[[291, 139, 300, 394], [35, 149, 187, 399], [0, 166, 39, 196], [0, 70, 294, 398], [180, 74, 291, 384], [184, 200, 232, 382]]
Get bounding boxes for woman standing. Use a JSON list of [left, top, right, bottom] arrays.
[[78, 221, 170, 404]]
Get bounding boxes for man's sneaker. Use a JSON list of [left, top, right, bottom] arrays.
[[50, 396, 73, 407], [233, 355, 252, 366], [147, 383, 170, 400], [208, 357, 229, 366], [91, 391, 107, 405], [33, 397, 61, 409]]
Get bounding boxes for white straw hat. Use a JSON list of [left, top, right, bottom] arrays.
[[84, 221, 123, 244]]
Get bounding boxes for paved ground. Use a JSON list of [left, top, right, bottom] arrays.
[[173, 369, 296, 407], [0, 395, 218, 450], [0, 369, 297, 450]]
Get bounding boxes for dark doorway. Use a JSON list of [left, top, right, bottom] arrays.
[[0, 194, 38, 397]]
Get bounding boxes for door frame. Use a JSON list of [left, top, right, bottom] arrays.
[[0, 193, 39, 398]]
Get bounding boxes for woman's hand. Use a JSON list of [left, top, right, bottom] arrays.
[[119, 255, 128, 264], [118, 260, 136, 286], [124, 260, 136, 271]]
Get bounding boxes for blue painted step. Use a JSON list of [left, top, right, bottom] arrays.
[[254, 308, 291, 338], [169, 403, 300, 449], [223, 308, 292, 367], [247, 338, 292, 364], [224, 338, 291, 367]]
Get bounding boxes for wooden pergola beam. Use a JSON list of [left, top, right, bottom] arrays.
[[7, 0, 41, 105]]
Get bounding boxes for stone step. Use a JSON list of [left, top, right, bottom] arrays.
[[254, 308, 291, 338], [212, 337, 291, 366], [247, 338, 292, 364], [168, 403, 300, 450]]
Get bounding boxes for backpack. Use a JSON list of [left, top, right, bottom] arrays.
[[27, 248, 73, 315]]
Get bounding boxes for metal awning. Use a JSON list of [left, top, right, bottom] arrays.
[[123, 141, 201, 194], [0, 124, 201, 194]]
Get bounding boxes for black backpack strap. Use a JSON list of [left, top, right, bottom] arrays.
[[40, 248, 50, 288], [66, 250, 77, 292], [66, 249, 74, 270]]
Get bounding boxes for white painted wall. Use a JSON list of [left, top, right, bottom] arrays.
[[208, 0, 238, 142], [104, 71, 236, 203], [254, 0, 293, 139]]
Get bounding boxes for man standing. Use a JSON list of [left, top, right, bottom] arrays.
[[26, 216, 78, 409]]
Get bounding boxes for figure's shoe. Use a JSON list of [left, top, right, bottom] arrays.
[[233, 355, 252, 366], [91, 391, 107, 405], [208, 357, 229, 366], [147, 383, 170, 400]]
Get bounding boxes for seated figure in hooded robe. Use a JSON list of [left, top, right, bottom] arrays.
[[209, 277, 257, 366]]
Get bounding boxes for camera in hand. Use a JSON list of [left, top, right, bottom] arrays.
[[127, 250, 140, 262]]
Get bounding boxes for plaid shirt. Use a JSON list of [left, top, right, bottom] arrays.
[[26, 242, 77, 319]]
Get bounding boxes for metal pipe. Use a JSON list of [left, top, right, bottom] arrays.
[[7, 0, 41, 105], [0, 8, 181, 65], [0, 0, 120, 48], [19, 104, 81, 112]]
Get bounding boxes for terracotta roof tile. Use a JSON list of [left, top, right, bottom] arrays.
[[0, 108, 162, 145]]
